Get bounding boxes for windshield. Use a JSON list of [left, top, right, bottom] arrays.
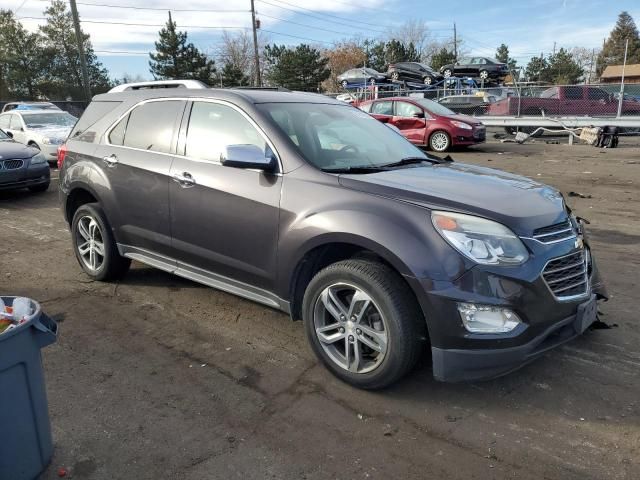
[[414, 98, 456, 116], [22, 112, 77, 128], [260, 103, 428, 170], [363, 68, 379, 75], [417, 63, 435, 72]]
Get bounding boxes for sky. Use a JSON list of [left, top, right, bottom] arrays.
[[7, 0, 640, 80]]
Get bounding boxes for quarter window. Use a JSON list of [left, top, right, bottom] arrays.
[[108, 114, 128, 146], [121, 100, 183, 154], [9, 115, 22, 129], [185, 101, 268, 162]]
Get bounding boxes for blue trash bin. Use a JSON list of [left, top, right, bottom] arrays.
[[0, 296, 57, 480]]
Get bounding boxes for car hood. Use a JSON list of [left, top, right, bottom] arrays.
[[0, 140, 39, 160], [28, 125, 72, 140], [338, 162, 566, 234]]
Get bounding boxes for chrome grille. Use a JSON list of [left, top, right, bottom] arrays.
[[533, 218, 575, 243], [543, 250, 589, 300]]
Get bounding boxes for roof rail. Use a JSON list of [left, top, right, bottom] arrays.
[[109, 80, 209, 93], [230, 86, 291, 92]]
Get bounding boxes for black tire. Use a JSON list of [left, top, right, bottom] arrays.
[[443, 68, 452, 78], [71, 202, 130, 281], [479, 70, 489, 80], [423, 76, 433, 85], [390, 71, 399, 81], [429, 130, 451, 152], [341, 80, 348, 89], [302, 259, 425, 389], [504, 127, 517, 135], [368, 77, 376, 85], [28, 182, 49, 193]]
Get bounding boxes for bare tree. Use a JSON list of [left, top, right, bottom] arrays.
[[215, 30, 271, 85], [570, 46, 599, 83]]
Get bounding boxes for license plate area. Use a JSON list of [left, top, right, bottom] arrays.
[[575, 295, 597, 333]]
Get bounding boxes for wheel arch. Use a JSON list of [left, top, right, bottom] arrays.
[[64, 182, 101, 225]]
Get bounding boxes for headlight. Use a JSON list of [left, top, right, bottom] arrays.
[[41, 137, 63, 145], [41, 137, 51, 144], [450, 121, 472, 130], [30, 152, 47, 165], [432, 211, 529, 265]]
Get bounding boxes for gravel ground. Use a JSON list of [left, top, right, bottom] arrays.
[[1, 134, 639, 479]]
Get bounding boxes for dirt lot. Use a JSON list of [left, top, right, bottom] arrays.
[[1, 135, 639, 479]]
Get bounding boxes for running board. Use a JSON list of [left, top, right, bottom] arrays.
[[119, 245, 287, 312]]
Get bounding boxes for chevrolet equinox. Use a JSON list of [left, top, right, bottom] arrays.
[[59, 82, 607, 389]]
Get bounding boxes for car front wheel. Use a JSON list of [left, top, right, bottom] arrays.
[[390, 71, 399, 81], [429, 130, 451, 152], [71, 203, 131, 281], [443, 69, 452, 77], [341, 80, 348, 89], [479, 70, 489, 80], [302, 259, 425, 389], [423, 76, 433, 85]]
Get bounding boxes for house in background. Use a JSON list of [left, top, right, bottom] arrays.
[[600, 64, 640, 84]]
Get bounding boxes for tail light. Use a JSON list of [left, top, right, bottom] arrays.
[[57, 143, 67, 169]]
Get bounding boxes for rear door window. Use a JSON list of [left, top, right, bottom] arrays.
[[371, 101, 393, 115], [565, 87, 583, 100], [122, 100, 184, 154], [588, 88, 609, 100]]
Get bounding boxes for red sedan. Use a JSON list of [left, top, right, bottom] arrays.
[[357, 97, 486, 152]]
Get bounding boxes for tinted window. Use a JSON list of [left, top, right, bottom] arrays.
[[21, 112, 76, 128], [540, 87, 559, 99], [565, 87, 583, 100], [123, 100, 183, 153], [0, 115, 9, 129], [588, 88, 609, 100], [71, 100, 122, 138], [185, 101, 267, 162], [371, 101, 393, 115], [395, 102, 422, 117], [108, 114, 128, 146]]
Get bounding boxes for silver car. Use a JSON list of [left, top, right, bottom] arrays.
[[0, 110, 77, 163]]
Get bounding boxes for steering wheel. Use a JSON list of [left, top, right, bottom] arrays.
[[339, 144, 359, 153]]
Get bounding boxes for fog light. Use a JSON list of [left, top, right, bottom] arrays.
[[457, 303, 521, 333]]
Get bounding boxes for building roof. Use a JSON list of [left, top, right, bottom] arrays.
[[601, 64, 640, 79]]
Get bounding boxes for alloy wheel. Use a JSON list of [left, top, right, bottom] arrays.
[[431, 132, 450, 152], [313, 283, 388, 374], [369, 78, 376, 86], [479, 70, 489, 79], [443, 69, 452, 78], [423, 76, 432, 85], [341, 80, 348, 89], [75, 215, 105, 272], [391, 72, 399, 81]]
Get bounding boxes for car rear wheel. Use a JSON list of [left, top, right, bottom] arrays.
[[429, 130, 451, 152], [423, 76, 433, 85], [71, 203, 131, 281], [302, 259, 425, 389], [443, 69, 452, 78], [390, 71, 399, 81], [341, 80, 348, 89], [368, 77, 376, 86], [479, 70, 489, 80]]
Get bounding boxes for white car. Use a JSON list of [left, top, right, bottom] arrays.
[[0, 110, 77, 163]]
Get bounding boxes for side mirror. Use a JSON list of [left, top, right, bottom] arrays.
[[411, 111, 425, 118], [4, 130, 13, 138], [221, 144, 276, 172]]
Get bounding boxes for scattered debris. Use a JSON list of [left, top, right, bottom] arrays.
[[546, 140, 560, 144], [57, 467, 68, 477], [445, 414, 459, 423], [568, 191, 593, 199], [357, 413, 364, 421]]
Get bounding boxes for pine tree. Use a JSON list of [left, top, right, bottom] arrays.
[[430, 48, 456, 71], [596, 11, 640, 76], [221, 63, 250, 87], [546, 48, 583, 84], [149, 12, 216, 84], [263, 44, 329, 91], [495, 44, 517, 70], [38, 0, 111, 99], [525, 56, 548, 82]]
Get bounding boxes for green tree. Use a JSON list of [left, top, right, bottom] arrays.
[[495, 43, 517, 70], [525, 56, 548, 82], [546, 48, 584, 84], [596, 11, 640, 76], [220, 63, 250, 87], [430, 48, 456, 71], [149, 12, 216, 84], [365, 39, 420, 72], [263, 44, 329, 91], [39, 0, 111, 99]]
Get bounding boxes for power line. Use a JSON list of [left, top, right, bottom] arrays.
[[258, 13, 355, 37], [256, 0, 387, 34], [18, 16, 249, 29], [264, 0, 391, 28], [261, 29, 334, 45], [33, 0, 248, 12]]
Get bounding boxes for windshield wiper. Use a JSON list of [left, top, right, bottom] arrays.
[[321, 165, 389, 174], [380, 154, 453, 168]]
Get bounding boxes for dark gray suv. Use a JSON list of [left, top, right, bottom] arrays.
[[59, 83, 607, 389]]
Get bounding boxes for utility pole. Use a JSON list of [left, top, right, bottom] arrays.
[[250, 0, 261, 87], [453, 23, 457, 61], [617, 38, 629, 118], [69, 0, 92, 102], [587, 48, 595, 84], [552, 41, 556, 55]]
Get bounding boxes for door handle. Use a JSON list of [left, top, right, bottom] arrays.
[[172, 172, 196, 188], [102, 154, 118, 167]]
